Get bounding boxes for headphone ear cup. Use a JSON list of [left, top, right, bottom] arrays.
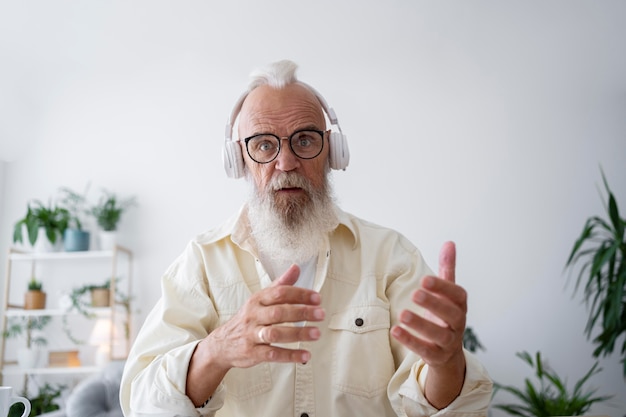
[[329, 132, 350, 170], [222, 141, 245, 179]]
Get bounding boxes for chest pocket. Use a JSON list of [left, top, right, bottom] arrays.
[[222, 363, 272, 401], [328, 305, 395, 398]]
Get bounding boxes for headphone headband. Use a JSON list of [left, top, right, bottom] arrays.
[[225, 82, 342, 141]]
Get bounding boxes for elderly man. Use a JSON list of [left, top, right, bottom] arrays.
[[120, 60, 492, 417]]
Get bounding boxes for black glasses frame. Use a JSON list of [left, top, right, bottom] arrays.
[[242, 129, 326, 164]]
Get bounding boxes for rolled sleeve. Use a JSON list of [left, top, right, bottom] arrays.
[[398, 351, 493, 417]]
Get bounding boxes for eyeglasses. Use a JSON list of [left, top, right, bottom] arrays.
[[241, 129, 325, 164]]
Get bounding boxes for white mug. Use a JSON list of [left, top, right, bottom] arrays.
[[0, 386, 30, 417]]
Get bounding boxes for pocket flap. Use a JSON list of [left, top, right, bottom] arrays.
[[328, 305, 390, 333]]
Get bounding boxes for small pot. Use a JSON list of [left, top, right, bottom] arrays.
[[17, 347, 44, 369], [24, 290, 46, 310], [90, 288, 110, 307], [98, 230, 117, 251], [64, 229, 90, 251]]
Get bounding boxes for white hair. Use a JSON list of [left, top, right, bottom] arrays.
[[248, 59, 299, 90]]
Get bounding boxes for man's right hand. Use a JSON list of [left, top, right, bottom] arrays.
[[186, 264, 324, 405], [208, 263, 324, 368]]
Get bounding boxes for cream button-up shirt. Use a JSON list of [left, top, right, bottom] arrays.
[[120, 205, 492, 417]]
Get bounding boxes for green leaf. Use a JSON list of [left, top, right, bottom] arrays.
[[516, 351, 534, 367], [26, 218, 39, 246], [13, 219, 24, 244], [493, 351, 611, 417], [564, 169, 626, 376]]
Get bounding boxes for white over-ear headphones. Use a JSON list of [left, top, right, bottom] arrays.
[[222, 82, 350, 179]]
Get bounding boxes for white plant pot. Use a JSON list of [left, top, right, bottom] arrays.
[[98, 230, 118, 251], [16, 347, 44, 369], [32, 227, 62, 253]]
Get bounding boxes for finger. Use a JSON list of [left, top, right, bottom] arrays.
[[391, 324, 452, 367], [257, 346, 312, 364], [412, 287, 466, 330], [257, 326, 269, 344], [438, 241, 456, 283], [272, 264, 300, 286], [391, 320, 441, 352], [260, 285, 322, 307], [261, 264, 320, 307], [418, 276, 467, 310], [258, 304, 325, 325], [392, 310, 464, 361], [260, 325, 321, 344]]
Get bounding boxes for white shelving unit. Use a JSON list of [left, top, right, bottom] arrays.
[[0, 246, 133, 385]]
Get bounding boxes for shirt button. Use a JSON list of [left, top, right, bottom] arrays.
[[355, 318, 364, 326]]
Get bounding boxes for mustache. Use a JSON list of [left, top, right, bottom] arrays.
[[269, 172, 312, 192]]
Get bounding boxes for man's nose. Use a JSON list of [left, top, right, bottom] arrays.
[[274, 138, 299, 171]]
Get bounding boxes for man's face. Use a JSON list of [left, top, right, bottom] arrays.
[[238, 83, 329, 214]]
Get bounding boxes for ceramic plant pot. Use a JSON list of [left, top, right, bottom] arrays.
[[33, 227, 62, 252], [98, 231, 117, 251], [24, 290, 46, 310], [90, 288, 111, 307], [64, 229, 90, 251]]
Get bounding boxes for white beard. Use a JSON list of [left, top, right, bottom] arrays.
[[247, 171, 338, 265]]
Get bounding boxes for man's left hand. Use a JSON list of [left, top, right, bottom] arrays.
[[391, 241, 467, 408]]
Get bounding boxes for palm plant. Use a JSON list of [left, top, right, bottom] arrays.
[[565, 169, 626, 376], [493, 351, 611, 417]]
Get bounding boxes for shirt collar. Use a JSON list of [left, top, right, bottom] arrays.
[[210, 203, 358, 250]]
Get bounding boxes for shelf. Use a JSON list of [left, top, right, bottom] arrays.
[[1, 365, 101, 376], [1, 245, 133, 386], [8, 246, 131, 262], [4, 307, 118, 318]]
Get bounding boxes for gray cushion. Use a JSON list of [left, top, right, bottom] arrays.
[[65, 361, 125, 417]]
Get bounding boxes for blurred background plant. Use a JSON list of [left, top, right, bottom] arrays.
[[463, 326, 485, 354], [565, 169, 626, 377], [91, 190, 136, 231], [9, 382, 67, 417], [12, 200, 69, 246], [493, 351, 611, 417]]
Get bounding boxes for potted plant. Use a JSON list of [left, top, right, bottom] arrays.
[[89, 281, 112, 307], [24, 277, 46, 310], [493, 351, 611, 417], [9, 383, 67, 417], [565, 168, 626, 376], [62, 282, 102, 344], [13, 200, 70, 252], [58, 185, 91, 252], [63, 278, 130, 344], [90, 190, 136, 250], [3, 315, 51, 369], [69, 279, 114, 311]]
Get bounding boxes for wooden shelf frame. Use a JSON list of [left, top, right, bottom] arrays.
[[0, 246, 133, 384]]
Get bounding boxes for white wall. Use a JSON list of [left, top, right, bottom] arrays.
[[1, 1, 625, 415], [0, 162, 5, 238]]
